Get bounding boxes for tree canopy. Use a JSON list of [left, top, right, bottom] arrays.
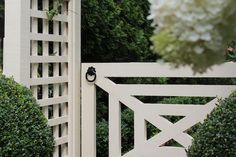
[[81, 0, 158, 62]]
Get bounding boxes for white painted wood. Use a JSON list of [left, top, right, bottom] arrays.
[[4, 0, 31, 86], [81, 73, 96, 157], [82, 62, 236, 78], [55, 136, 69, 146], [123, 146, 187, 157], [30, 76, 68, 85], [30, 56, 68, 63], [94, 78, 224, 150], [42, 69, 49, 119], [4, 0, 74, 156], [30, 33, 68, 42], [42, 83, 49, 119], [42, 0, 50, 120], [109, 96, 121, 157], [53, 17, 60, 150], [61, 3, 69, 154], [81, 63, 236, 157], [30, 10, 68, 22], [134, 113, 146, 149], [38, 96, 68, 107], [48, 116, 68, 126], [68, 0, 81, 156], [61, 89, 69, 157], [116, 85, 236, 97], [143, 103, 215, 116], [30, 0, 39, 98]]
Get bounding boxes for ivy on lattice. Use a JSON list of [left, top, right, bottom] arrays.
[[46, 0, 64, 21]]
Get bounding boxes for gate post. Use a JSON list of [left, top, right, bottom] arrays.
[[68, 0, 81, 156], [4, 0, 30, 86]]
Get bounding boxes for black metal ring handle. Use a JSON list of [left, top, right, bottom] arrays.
[[86, 66, 96, 82]]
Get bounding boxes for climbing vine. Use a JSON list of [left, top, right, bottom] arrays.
[[46, 0, 64, 21]]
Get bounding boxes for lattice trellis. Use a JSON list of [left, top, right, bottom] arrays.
[[30, 0, 69, 156], [4, 0, 80, 156]]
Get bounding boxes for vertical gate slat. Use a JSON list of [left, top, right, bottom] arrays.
[[109, 96, 121, 157], [81, 78, 96, 157], [134, 113, 146, 150]]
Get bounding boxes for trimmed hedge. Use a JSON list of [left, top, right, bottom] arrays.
[[187, 92, 236, 157], [0, 74, 54, 157]]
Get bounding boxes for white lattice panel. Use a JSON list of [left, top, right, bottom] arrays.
[[30, 0, 69, 156], [81, 62, 236, 157], [4, 0, 80, 156]]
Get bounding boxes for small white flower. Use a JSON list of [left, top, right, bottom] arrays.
[[166, 45, 174, 52], [194, 46, 204, 54], [200, 33, 211, 41], [148, 0, 232, 47], [188, 33, 200, 42]]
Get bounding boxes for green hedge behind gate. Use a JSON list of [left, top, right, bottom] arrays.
[[0, 74, 54, 157]]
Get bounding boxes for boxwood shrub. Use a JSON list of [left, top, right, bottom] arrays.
[[0, 74, 54, 157], [187, 92, 236, 157]]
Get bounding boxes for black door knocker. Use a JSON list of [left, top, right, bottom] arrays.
[[86, 66, 96, 82]]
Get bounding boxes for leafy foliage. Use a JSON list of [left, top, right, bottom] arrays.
[[0, 0, 3, 19], [81, 0, 157, 62], [0, 48, 2, 69], [96, 120, 109, 157], [226, 41, 236, 62], [0, 0, 3, 37], [0, 74, 54, 157], [187, 92, 236, 157], [46, 0, 64, 21]]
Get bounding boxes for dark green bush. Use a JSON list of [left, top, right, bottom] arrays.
[[96, 119, 109, 157], [187, 92, 236, 157], [0, 74, 54, 157], [0, 48, 2, 69]]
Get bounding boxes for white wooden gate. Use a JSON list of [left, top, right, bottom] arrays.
[[81, 62, 236, 157]]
